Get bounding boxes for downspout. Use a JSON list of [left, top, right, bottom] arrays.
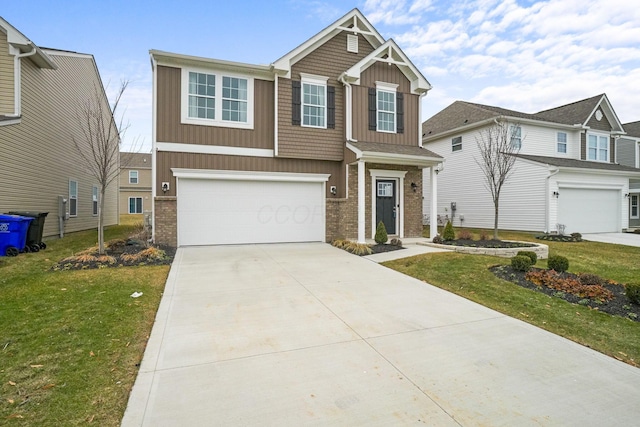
[[12, 44, 37, 117], [545, 166, 560, 233], [150, 54, 158, 243], [338, 73, 356, 142]]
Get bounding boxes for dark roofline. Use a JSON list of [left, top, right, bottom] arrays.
[[512, 153, 640, 174]]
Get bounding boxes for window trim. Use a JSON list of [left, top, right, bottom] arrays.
[[376, 82, 397, 134], [452, 136, 462, 152], [631, 194, 639, 219], [69, 180, 78, 217], [129, 170, 139, 184], [587, 131, 609, 162], [181, 67, 254, 129], [557, 132, 567, 154], [92, 186, 98, 216], [300, 73, 328, 129], [128, 197, 143, 214]]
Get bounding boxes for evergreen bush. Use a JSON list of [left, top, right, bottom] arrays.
[[442, 221, 455, 241], [375, 221, 388, 244], [548, 255, 569, 272]]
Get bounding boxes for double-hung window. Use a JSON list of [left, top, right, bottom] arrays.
[[587, 133, 609, 162], [129, 170, 138, 184], [510, 125, 522, 149], [376, 82, 397, 133], [301, 74, 327, 128], [557, 132, 567, 153], [452, 136, 462, 152], [69, 180, 78, 217], [182, 68, 253, 128], [630, 195, 639, 219], [92, 186, 98, 216]]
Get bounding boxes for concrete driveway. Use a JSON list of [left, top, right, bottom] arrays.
[[582, 232, 640, 247], [122, 243, 640, 426]]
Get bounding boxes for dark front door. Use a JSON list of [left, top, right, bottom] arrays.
[[376, 179, 396, 235]]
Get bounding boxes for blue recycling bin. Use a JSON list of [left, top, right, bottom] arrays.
[[0, 214, 33, 256]]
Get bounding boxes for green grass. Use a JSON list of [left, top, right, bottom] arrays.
[[384, 228, 640, 367], [1, 224, 169, 426]]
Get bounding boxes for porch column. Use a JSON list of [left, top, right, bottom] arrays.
[[430, 166, 438, 239], [357, 160, 366, 243]]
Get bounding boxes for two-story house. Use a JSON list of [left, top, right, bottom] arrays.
[[119, 152, 152, 218], [0, 17, 118, 239], [617, 121, 640, 229], [150, 9, 442, 247], [422, 94, 640, 235]]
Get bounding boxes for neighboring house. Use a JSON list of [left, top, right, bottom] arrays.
[[119, 152, 152, 216], [422, 94, 640, 235], [0, 17, 118, 238], [150, 8, 442, 247], [617, 121, 640, 229]]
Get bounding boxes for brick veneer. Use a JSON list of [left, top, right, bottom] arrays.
[[154, 196, 177, 247]]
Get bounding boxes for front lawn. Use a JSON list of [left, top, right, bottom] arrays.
[[384, 228, 640, 367], [1, 224, 170, 425]]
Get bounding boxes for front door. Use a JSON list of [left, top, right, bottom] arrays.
[[376, 180, 397, 235]]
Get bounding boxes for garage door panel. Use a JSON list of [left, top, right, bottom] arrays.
[[558, 188, 619, 234], [178, 178, 325, 246]]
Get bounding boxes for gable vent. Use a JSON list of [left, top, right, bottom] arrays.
[[347, 34, 358, 53]]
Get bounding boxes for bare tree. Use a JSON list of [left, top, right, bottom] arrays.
[[73, 80, 135, 254], [475, 120, 522, 239]]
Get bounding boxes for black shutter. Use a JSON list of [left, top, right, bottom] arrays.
[[396, 92, 404, 134], [368, 87, 377, 131], [292, 81, 301, 126], [327, 86, 335, 129]]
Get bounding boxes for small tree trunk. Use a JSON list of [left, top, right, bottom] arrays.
[[98, 187, 106, 254], [493, 200, 499, 240]]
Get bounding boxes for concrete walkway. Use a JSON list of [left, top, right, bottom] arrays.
[[122, 243, 640, 426], [582, 232, 640, 247]]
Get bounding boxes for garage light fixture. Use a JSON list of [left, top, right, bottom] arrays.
[[162, 182, 170, 193], [552, 191, 560, 198], [625, 193, 630, 198], [411, 182, 418, 192]]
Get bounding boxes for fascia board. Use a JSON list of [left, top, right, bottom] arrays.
[[150, 49, 275, 81], [171, 168, 330, 182]]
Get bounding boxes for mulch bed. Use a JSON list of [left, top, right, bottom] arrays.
[[52, 239, 176, 271], [369, 244, 406, 255], [439, 239, 535, 249], [491, 265, 640, 322], [536, 234, 582, 242]]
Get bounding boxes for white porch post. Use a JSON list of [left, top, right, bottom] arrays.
[[430, 166, 438, 239], [358, 160, 366, 243]]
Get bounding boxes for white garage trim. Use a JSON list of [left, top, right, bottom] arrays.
[[556, 180, 624, 191], [174, 169, 330, 246]]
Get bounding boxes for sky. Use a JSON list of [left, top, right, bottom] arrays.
[[4, 0, 640, 152]]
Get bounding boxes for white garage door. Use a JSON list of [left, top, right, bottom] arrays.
[[558, 188, 619, 234], [177, 177, 325, 246]]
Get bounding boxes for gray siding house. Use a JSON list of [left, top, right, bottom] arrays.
[[0, 17, 118, 238], [618, 121, 640, 228]]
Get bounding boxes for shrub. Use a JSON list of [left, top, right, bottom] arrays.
[[578, 273, 602, 286], [331, 239, 348, 249], [375, 221, 388, 244], [526, 270, 614, 302], [571, 232, 582, 240], [547, 255, 569, 272], [432, 234, 444, 244], [479, 231, 489, 241], [517, 251, 537, 265], [457, 229, 473, 240], [390, 238, 402, 247], [442, 221, 455, 241], [511, 255, 533, 271], [626, 283, 640, 305], [344, 241, 373, 256]]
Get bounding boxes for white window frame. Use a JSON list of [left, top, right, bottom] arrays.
[[128, 197, 143, 214], [129, 170, 139, 184], [92, 186, 98, 216], [69, 180, 78, 217], [631, 194, 639, 219], [452, 136, 462, 152], [587, 132, 609, 162], [510, 125, 522, 149], [376, 81, 397, 133], [181, 67, 254, 129], [300, 73, 327, 129], [557, 132, 567, 154]]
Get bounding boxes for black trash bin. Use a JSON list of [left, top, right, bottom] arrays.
[[7, 211, 49, 251]]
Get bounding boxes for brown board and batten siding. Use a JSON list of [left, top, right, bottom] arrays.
[[277, 32, 375, 161], [352, 62, 418, 145], [156, 65, 274, 149], [0, 30, 15, 115], [0, 52, 118, 237], [156, 151, 345, 198]]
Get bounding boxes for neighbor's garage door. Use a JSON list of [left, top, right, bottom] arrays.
[[558, 188, 619, 234], [177, 178, 325, 246]]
